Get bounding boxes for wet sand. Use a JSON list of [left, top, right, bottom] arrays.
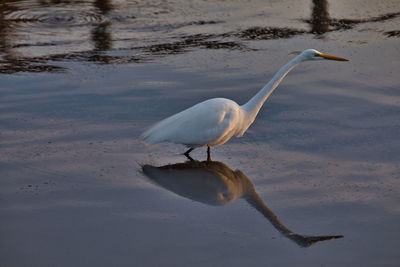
[[1, 1, 400, 266]]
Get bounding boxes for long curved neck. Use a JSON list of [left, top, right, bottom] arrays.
[[244, 191, 295, 237], [241, 55, 303, 120], [244, 191, 343, 247]]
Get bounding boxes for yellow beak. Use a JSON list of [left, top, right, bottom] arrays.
[[318, 53, 349, 61]]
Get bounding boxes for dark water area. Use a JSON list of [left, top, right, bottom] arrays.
[[1, 1, 400, 266]]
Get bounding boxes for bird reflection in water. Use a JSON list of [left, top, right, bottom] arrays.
[[142, 160, 343, 247]]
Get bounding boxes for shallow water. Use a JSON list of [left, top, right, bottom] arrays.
[[1, 0, 400, 266]]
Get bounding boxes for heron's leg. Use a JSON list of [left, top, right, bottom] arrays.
[[184, 147, 195, 161], [207, 146, 212, 162]]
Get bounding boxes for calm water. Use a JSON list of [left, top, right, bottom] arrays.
[[1, 1, 400, 266]]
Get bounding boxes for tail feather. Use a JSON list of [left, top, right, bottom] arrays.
[[141, 111, 185, 145]]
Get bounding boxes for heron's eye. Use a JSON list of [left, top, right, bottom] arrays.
[[314, 53, 322, 57]]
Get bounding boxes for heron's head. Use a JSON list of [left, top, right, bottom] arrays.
[[300, 49, 348, 62]]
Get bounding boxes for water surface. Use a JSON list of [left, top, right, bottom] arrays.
[[1, 0, 400, 266]]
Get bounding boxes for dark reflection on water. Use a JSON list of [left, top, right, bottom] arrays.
[[304, 0, 400, 35], [91, 0, 112, 53], [0, 0, 399, 74], [94, 0, 113, 14], [142, 160, 343, 247], [309, 0, 330, 35], [384, 30, 400, 37], [236, 27, 307, 40]]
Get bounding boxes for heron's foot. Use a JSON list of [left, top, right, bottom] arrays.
[[184, 154, 195, 162], [207, 146, 212, 162], [183, 148, 195, 161]]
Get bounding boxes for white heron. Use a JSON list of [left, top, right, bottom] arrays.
[[141, 49, 348, 160]]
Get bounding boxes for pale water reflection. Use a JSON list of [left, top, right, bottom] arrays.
[[142, 160, 343, 247]]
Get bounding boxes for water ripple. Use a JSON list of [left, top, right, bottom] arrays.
[[6, 8, 106, 28], [0, 0, 399, 74]]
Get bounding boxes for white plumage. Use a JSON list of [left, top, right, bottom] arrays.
[[142, 98, 246, 147], [141, 49, 348, 158]]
